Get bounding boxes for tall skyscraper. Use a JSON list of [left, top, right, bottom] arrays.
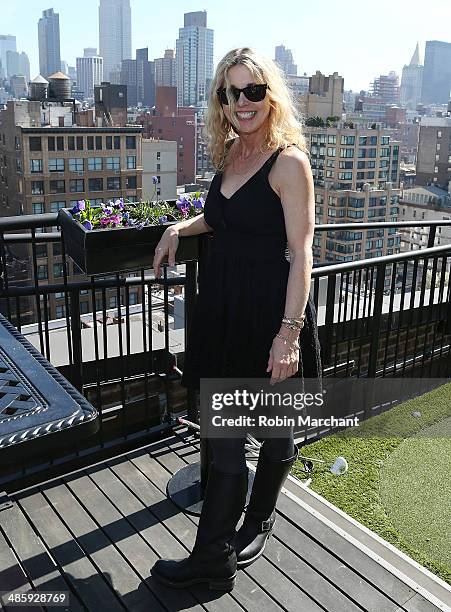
[[275, 45, 297, 76], [0, 35, 17, 79], [76, 48, 103, 100], [400, 43, 423, 110], [38, 8, 61, 78], [155, 49, 176, 88], [421, 40, 451, 105], [120, 48, 154, 107], [99, 0, 132, 83], [176, 11, 213, 106], [4, 51, 30, 81]]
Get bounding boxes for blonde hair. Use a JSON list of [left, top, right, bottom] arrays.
[[204, 47, 309, 171]]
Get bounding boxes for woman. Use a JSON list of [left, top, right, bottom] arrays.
[[150, 47, 321, 592]]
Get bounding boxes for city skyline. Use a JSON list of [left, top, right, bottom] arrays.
[[1, 0, 450, 93]]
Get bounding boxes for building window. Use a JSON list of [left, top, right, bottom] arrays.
[[156, 163, 160, 171], [129, 292, 138, 305], [57, 136, 64, 151], [157, 187, 161, 196], [36, 244, 47, 258], [49, 180, 65, 194], [88, 177, 103, 191], [114, 136, 121, 149], [126, 155, 136, 169], [107, 176, 121, 190], [32, 202, 44, 214], [109, 296, 118, 308], [29, 137, 42, 151], [50, 201, 65, 213], [106, 136, 112, 149], [37, 265, 48, 280], [31, 181, 44, 195], [68, 136, 75, 150], [95, 136, 102, 150], [48, 137, 55, 151], [80, 301, 89, 314], [126, 136, 136, 149], [30, 159, 43, 173], [126, 175, 137, 189], [53, 262, 64, 278], [70, 179, 84, 193], [69, 158, 84, 172], [76, 136, 83, 150], [87, 136, 94, 150], [156, 151, 160, 160], [49, 158, 65, 172], [55, 305, 66, 318], [106, 156, 120, 170], [88, 157, 102, 171]]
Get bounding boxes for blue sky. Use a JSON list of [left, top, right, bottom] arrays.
[[2, 0, 450, 92]]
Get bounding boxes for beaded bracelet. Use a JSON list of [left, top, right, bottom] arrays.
[[282, 320, 304, 331]]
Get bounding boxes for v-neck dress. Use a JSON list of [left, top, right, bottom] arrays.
[[180, 145, 319, 390]]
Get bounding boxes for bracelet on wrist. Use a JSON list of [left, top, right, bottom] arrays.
[[282, 318, 305, 331]]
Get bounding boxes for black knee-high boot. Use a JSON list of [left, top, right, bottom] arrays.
[[233, 444, 298, 568], [151, 464, 248, 591]]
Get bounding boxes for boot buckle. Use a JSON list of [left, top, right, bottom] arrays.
[[261, 519, 273, 531]]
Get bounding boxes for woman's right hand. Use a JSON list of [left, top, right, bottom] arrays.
[[153, 226, 180, 279]]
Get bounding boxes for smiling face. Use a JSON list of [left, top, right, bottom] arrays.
[[220, 63, 271, 135]]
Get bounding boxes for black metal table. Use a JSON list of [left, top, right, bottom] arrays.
[[0, 313, 99, 467]]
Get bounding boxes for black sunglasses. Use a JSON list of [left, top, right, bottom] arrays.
[[216, 83, 269, 105]]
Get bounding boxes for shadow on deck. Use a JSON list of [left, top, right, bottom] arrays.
[[0, 431, 443, 612]]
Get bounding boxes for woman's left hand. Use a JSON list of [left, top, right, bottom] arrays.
[[266, 336, 299, 385]]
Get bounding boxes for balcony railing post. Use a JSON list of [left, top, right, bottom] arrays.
[[367, 262, 386, 379], [69, 289, 83, 392], [184, 258, 198, 425], [324, 274, 336, 366], [427, 225, 437, 248]]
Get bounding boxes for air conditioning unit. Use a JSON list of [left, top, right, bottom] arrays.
[[77, 171, 84, 176]]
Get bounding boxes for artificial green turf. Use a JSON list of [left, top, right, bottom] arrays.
[[380, 417, 451, 572], [292, 381, 451, 584]]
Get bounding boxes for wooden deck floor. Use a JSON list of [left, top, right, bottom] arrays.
[[0, 430, 443, 612]]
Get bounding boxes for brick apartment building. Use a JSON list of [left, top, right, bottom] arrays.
[[137, 86, 196, 185], [0, 92, 143, 323]]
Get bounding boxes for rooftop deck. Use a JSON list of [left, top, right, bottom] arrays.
[[0, 429, 443, 612]]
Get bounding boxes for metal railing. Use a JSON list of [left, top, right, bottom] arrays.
[[0, 213, 450, 487]]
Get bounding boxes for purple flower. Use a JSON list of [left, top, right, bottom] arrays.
[[158, 215, 168, 224], [100, 214, 122, 228], [82, 220, 93, 230], [193, 197, 205, 209], [152, 176, 158, 185], [71, 200, 86, 214], [176, 196, 191, 211], [114, 198, 124, 210]]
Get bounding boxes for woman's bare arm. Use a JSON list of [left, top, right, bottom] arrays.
[[153, 212, 213, 277], [172, 212, 213, 237], [267, 147, 315, 383]]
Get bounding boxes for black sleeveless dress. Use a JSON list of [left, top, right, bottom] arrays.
[[180, 145, 322, 391]]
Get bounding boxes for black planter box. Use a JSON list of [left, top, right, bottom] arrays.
[[58, 207, 199, 275]]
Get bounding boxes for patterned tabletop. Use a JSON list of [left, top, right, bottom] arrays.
[[0, 313, 99, 464]]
